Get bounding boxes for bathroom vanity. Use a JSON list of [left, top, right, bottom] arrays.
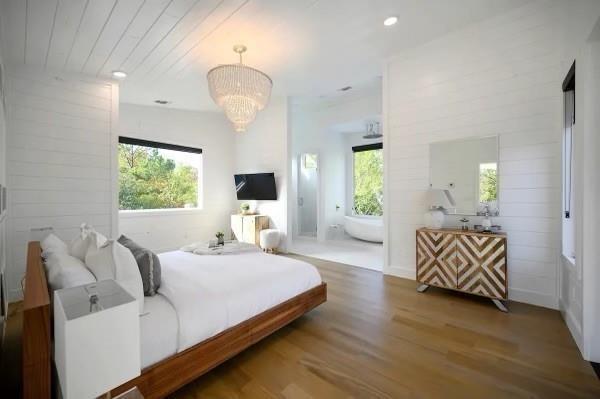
[[416, 227, 508, 311]]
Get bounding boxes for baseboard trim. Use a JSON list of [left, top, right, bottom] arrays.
[[384, 265, 415, 280], [8, 288, 23, 303], [384, 265, 558, 310], [591, 362, 600, 380], [508, 288, 558, 310], [559, 298, 584, 353]]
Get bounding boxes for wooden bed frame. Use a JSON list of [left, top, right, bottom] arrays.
[[22, 241, 327, 399]]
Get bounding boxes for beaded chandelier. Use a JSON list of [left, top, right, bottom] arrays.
[[207, 45, 272, 132]]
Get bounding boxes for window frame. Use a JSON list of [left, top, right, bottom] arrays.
[[117, 136, 204, 214], [561, 60, 576, 265], [351, 142, 383, 217]]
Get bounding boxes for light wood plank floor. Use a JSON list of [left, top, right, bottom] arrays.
[[2, 255, 599, 398]]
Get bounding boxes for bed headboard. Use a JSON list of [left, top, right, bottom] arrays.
[[22, 241, 51, 399]]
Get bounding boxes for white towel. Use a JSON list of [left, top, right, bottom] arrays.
[[180, 241, 259, 255]]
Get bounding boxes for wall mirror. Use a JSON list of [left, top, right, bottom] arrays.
[[429, 136, 499, 216]]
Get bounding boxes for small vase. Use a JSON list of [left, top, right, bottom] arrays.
[[217, 237, 225, 246]]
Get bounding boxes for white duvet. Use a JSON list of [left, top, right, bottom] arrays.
[[157, 250, 322, 351]]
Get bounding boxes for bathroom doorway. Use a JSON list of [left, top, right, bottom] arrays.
[[297, 153, 319, 237]]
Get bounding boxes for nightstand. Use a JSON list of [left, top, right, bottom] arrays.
[[54, 280, 141, 399]]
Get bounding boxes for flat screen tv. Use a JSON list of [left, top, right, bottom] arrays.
[[234, 173, 277, 200]]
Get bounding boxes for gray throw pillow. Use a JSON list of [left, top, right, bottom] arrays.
[[117, 235, 161, 296]]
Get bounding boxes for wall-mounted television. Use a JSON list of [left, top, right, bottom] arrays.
[[234, 173, 277, 200]]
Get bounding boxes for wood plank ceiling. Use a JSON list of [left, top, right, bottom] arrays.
[[0, 0, 529, 110]]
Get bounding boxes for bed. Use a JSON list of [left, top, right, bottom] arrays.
[[22, 241, 327, 399]]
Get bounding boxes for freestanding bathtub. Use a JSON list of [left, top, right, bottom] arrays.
[[344, 216, 384, 243]]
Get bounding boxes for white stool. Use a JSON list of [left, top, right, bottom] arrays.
[[260, 229, 280, 253]]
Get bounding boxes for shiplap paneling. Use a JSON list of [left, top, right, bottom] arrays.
[[4, 67, 116, 301], [1, 0, 529, 110], [383, 0, 600, 309], [0, 36, 8, 325]]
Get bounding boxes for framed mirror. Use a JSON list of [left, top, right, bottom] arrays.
[[429, 136, 499, 216]]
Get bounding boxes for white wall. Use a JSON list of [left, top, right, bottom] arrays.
[[578, 17, 600, 362], [0, 31, 8, 314], [118, 104, 236, 252], [4, 67, 118, 301], [234, 97, 290, 250], [383, 0, 600, 310]]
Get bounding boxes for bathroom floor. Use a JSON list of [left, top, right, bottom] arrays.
[[290, 236, 383, 271]]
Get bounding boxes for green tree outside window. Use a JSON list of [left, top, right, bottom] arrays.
[[353, 149, 383, 216], [118, 144, 200, 210], [479, 163, 497, 203]]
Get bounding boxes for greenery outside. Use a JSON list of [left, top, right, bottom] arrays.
[[479, 163, 497, 203], [119, 143, 200, 210], [353, 149, 383, 216]]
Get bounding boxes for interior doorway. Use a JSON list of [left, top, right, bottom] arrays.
[[297, 153, 319, 237]]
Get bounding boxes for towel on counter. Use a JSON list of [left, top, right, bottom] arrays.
[[180, 241, 260, 255]]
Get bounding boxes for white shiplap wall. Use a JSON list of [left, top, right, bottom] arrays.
[[5, 67, 117, 300], [0, 39, 8, 316], [383, 0, 600, 309]]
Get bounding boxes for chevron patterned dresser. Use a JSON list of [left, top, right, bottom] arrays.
[[416, 228, 508, 312]]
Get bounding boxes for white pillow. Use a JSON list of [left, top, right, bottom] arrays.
[[40, 233, 68, 257], [85, 239, 144, 313], [69, 224, 107, 260], [44, 252, 96, 291]]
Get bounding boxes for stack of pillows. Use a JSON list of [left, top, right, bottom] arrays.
[[40, 224, 161, 313]]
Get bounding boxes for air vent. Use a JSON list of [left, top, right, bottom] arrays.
[[338, 86, 352, 92], [154, 100, 170, 105]]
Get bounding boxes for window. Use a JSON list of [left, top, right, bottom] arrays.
[[352, 143, 383, 216], [562, 61, 576, 262], [303, 153, 318, 169], [118, 137, 202, 211], [479, 162, 497, 203]]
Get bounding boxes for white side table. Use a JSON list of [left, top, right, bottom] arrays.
[[54, 280, 141, 399]]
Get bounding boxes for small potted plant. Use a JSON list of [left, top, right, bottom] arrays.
[[215, 231, 225, 246], [240, 202, 250, 215]]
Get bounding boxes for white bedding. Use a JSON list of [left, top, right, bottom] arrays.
[[139, 294, 178, 368], [156, 250, 322, 352]]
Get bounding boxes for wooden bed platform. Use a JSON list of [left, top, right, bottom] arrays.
[[22, 241, 327, 399]]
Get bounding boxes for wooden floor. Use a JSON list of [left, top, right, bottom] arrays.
[[3, 255, 600, 398]]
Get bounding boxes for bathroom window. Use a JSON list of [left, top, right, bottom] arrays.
[[478, 163, 497, 203], [303, 153, 318, 169], [352, 143, 383, 216]]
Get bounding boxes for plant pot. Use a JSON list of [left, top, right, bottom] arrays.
[[217, 237, 225, 246]]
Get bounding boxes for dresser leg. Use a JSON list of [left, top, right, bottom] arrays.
[[492, 299, 508, 312], [416, 284, 429, 293]]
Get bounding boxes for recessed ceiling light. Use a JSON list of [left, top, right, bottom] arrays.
[[338, 86, 352, 92], [154, 100, 171, 105], [383, 16, 398, 26], [111, 70, 127, 79]]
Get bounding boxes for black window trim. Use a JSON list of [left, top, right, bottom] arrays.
[[352, 142, 383, 153], [119, 136, 203, 154], [562, 60, 575, 219], [562, 60, 575, 123]]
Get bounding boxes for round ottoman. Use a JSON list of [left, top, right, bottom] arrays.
[[259, 229, 280, 253]]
